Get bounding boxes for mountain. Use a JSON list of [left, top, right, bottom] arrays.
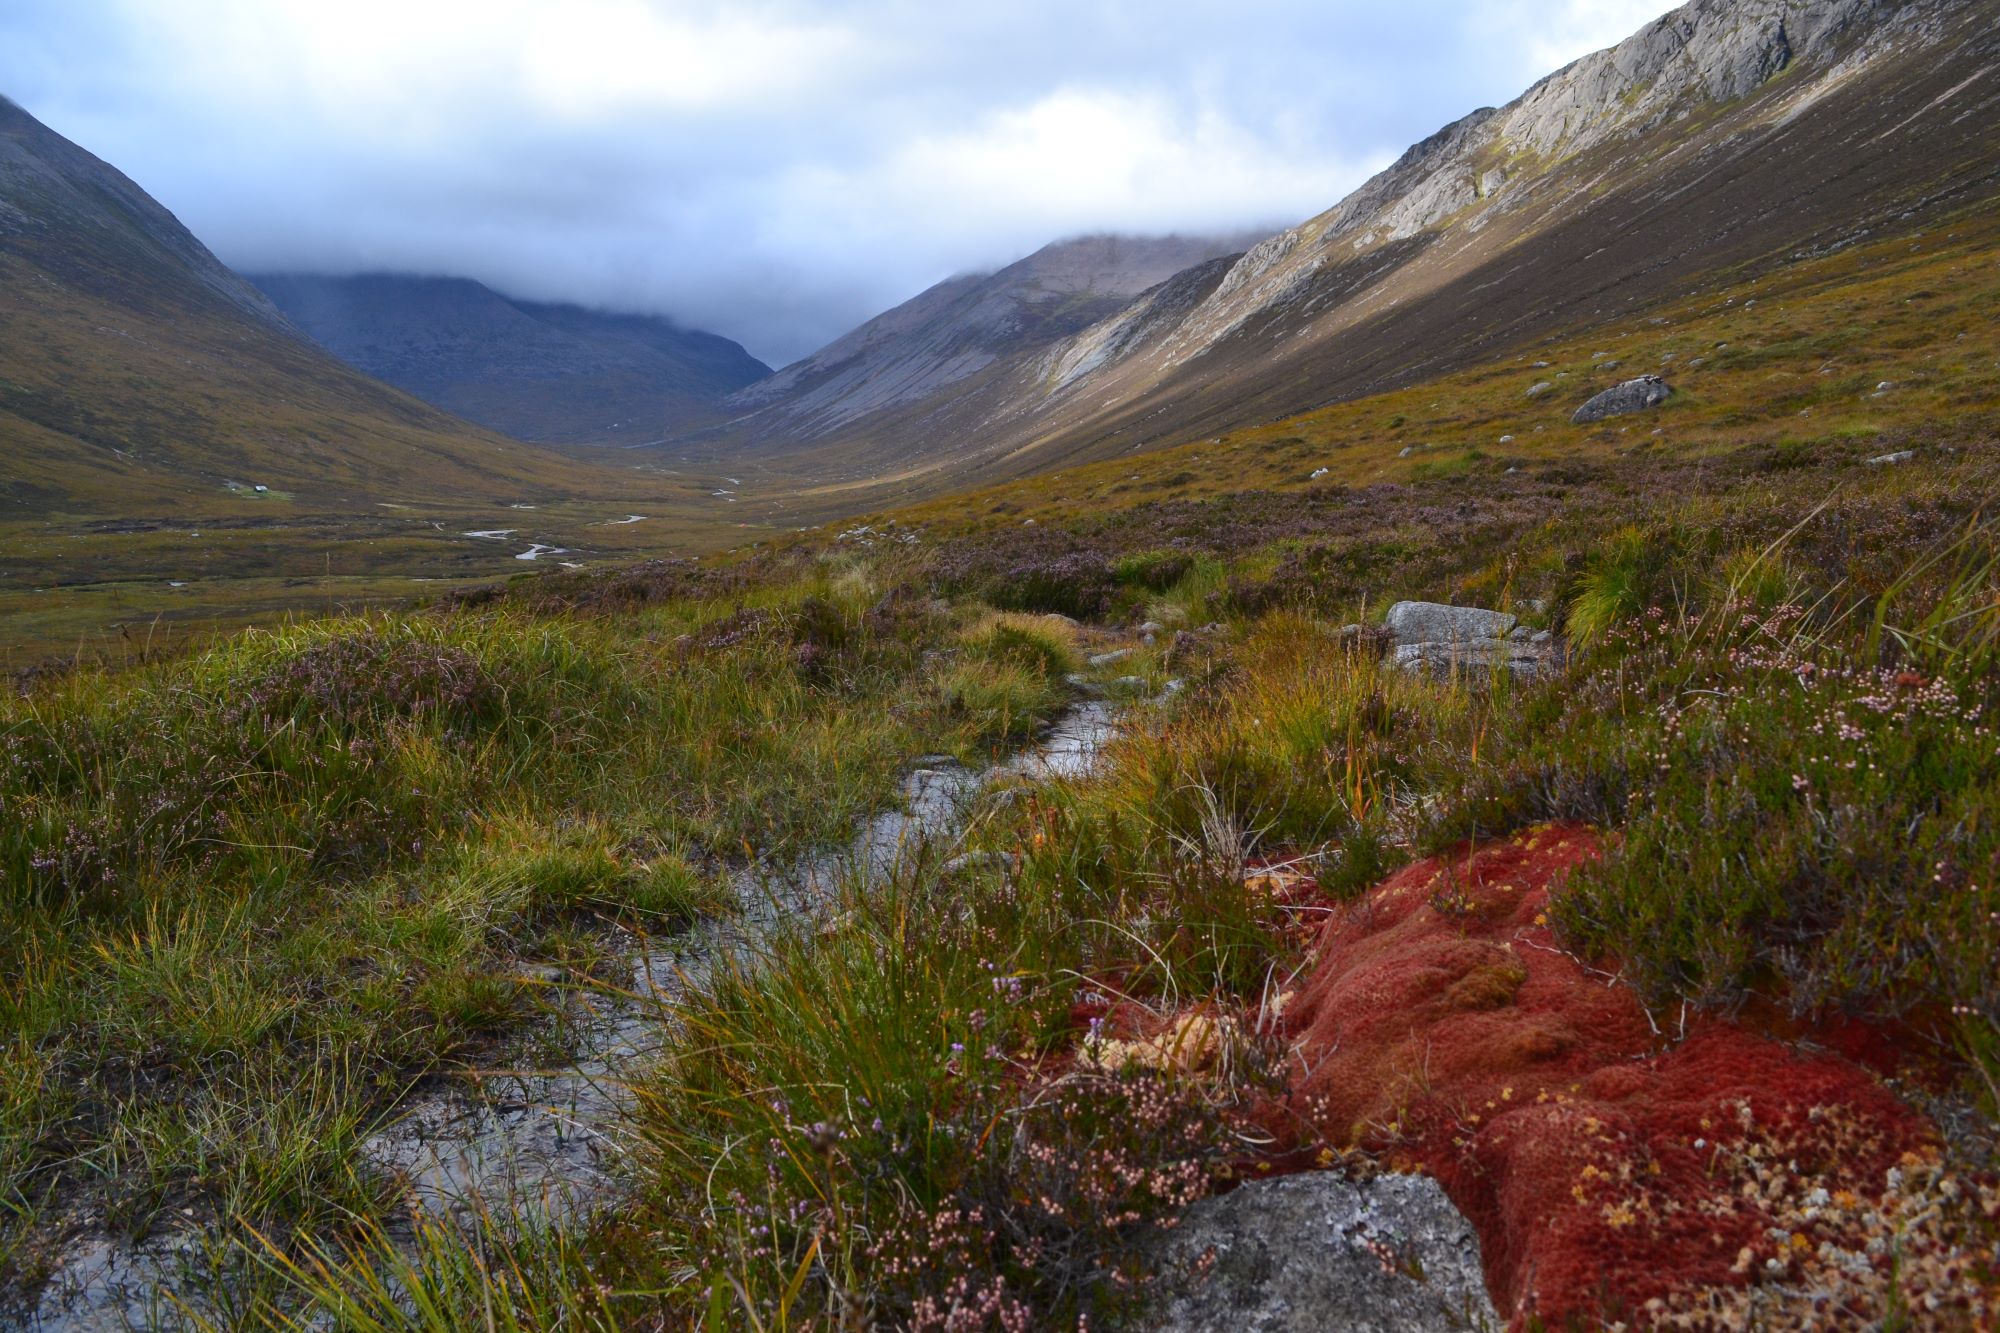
[[0, 96, 603, 516], [708, 233, 1262, 455], [727, 0, 2000, 493], [250, 273, 771, 447]]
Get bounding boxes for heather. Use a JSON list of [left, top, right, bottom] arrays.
[[0, 572, 1082, 1307], [9, 218, 2000, 1328]]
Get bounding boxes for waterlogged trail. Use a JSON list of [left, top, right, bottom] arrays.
[[28, 700, 1124, 1330], [361, 700, 1121, 1218]]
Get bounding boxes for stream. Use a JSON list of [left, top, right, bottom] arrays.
[[27, 700, 1123, 1330]]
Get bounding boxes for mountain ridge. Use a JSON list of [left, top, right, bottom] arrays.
[[712, 232, 1266, 448], [707, 0, 2000, 495], [250, 272, 771, 447], [0, 95, 628, 516]]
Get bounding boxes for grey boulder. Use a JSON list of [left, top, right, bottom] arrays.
[[1143, 1172, 1499, 1332], [1571, 375, 1673, 425], [1394, 640, 1550, 680], [1385, 602, 1516, 644], [1383, 602, 1562, 680]]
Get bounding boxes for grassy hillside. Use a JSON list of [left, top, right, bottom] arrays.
[[5, 191, 1999, 1328], [878, 196, 2000, 536], [0, 249, 796, 663]]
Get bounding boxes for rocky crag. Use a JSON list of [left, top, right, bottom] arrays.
[[714, 0, 2000, 494]]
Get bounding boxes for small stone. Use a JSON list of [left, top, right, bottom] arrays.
[[1866, 450, 1916, 466], [1088, 648, 1134, 668], [941, 851, 1020, 880], [1526, 381, 1555, 399]]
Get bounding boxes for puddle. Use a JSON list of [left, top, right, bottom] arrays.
[[515, 544, 567, 562], [462, 529, 516, 540], [25, 699, 1128, 1328]]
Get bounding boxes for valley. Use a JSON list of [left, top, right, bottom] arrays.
[[3, 0, 2000, 1326]]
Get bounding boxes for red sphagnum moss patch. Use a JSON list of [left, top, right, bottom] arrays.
[[1273, 824, 1999, 1329]]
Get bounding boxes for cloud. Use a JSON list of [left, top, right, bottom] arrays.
[[0, 0, 1680, 364], [1499, 0, 1684, 77]]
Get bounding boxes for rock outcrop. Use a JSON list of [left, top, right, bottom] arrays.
[[1385, 601, 1560, 680], [1571, 375, 1675, 425], [1146, 1172, 1499, 1332]]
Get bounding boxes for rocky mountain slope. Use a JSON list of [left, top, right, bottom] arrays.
[[730, 0, 2000, 496], [0, 96, 601, 515], [251, 273, 770, 447], [710, 233, 1260, 451]]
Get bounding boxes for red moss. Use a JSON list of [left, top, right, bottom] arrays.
[[1277, 824, 1947, 1328]]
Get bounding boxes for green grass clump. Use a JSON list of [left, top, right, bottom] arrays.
[[1562, 524, 1669, 645], [965, 612, 1080, 680], [1111, 548, 1194, 591]]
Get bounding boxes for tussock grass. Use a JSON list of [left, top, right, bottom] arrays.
[[0, 585, 1064, 1302]]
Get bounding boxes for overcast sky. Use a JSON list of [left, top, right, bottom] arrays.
[[1, 0, 1669, 366]]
